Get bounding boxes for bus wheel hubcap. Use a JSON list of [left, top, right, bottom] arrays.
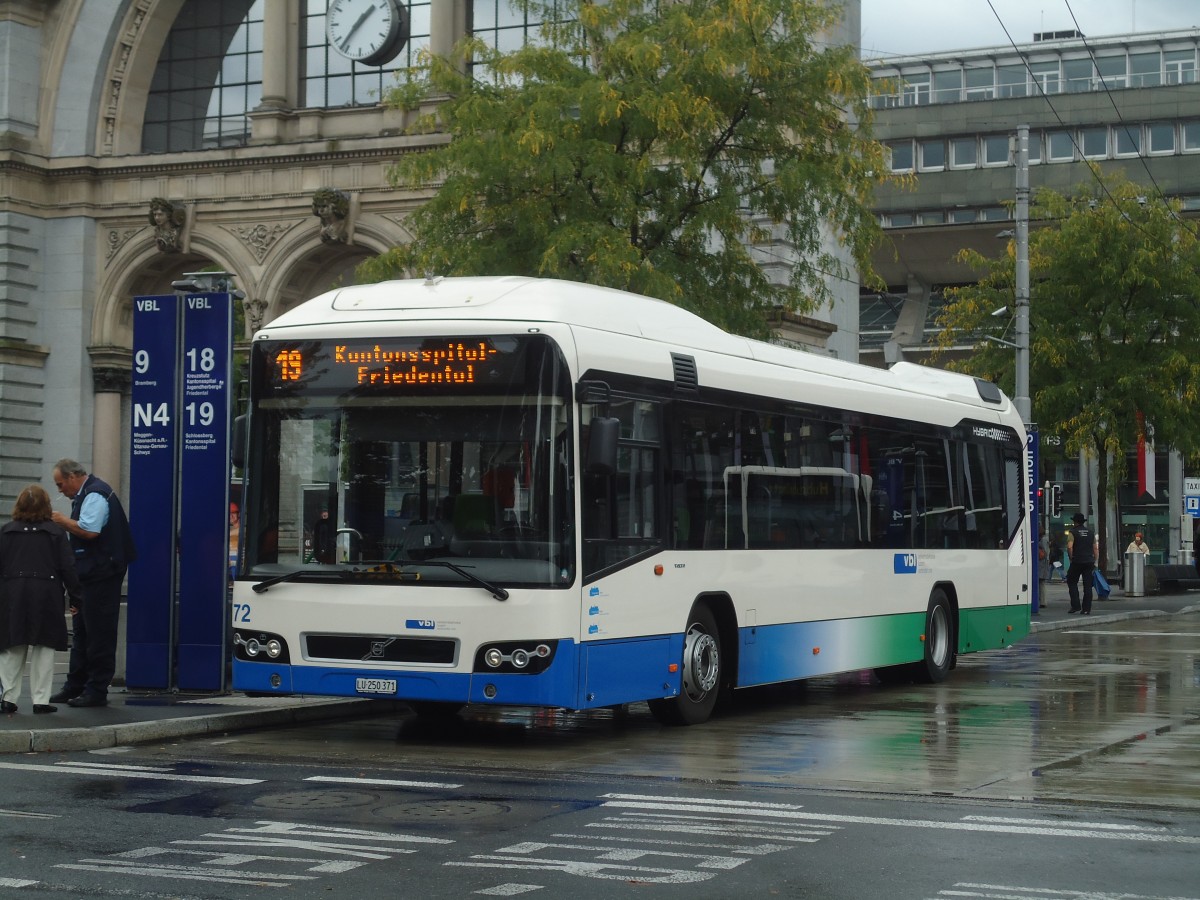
[[683, 626, 719, 699]]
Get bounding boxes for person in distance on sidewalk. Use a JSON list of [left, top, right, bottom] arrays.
[[0, 484, 81, 714], [1066, 512, 1097, 616]]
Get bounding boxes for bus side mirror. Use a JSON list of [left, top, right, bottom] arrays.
[[586, 417, 620, 476], [231, 413, 247, 469]]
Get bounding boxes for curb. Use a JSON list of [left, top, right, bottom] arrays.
[[0, 699, 403, 755], [1030, 603, 1200, 633]]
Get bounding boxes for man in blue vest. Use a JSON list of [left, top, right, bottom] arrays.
[[48, 458, 135, 707]]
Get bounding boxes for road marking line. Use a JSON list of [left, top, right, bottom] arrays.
[[1064, 630, 1200, 637], [0, 877, 37, 888], [600, 799, 1199, 844], [56, 761, 175, 773], [56, 861, 311, 887], [587, 818, 827, 843], [0, 808, 58, 820], [963, 815, 1168, 832], [553, 833, 788, 856], [448, 854, 711, 884], [475, 885, 544, 896], [0, 761, 262, 786], [601, 793, 804, 811], [939, 883, 1200, 900], [304, 775, 462, 789], [495, 840, 747, 870]]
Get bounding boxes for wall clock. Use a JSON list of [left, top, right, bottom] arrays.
[[327, 0, 409, 66]]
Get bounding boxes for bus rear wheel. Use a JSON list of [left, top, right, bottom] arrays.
[[648, 604, 722, 726], [874, 589, 955, 684], [914, 589, 955, 683]]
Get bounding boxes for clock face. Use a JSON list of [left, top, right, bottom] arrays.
[[327, 0, 408, 66]]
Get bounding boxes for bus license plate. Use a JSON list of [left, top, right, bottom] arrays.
[[355, 678, 397, 695]]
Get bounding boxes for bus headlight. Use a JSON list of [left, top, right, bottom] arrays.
[[234, 631, 291, 663], [473, 640, 558, 674]]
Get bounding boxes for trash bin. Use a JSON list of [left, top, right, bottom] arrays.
[[1124, 551, 1146, 597]]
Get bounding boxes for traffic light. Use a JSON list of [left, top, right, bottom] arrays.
[[1048, 483, 1063, 518]]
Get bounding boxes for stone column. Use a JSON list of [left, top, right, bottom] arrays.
[[259, 0, 294, 109], [90, 354, 131, 496], [250, 0, 297, 143], [430, 0, 461, 59]]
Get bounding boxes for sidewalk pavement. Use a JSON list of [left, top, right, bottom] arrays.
[[1031, 576, 1200, 631], [2, 581, 1197, 755]]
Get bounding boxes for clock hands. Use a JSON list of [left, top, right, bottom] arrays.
[[337, 5, 377, 53]]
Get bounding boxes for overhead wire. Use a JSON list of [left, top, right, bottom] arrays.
[[1060, 0, 1197, 236], [983, 0, 1197, 246]]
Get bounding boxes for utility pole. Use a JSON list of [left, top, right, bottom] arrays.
[[1014, 123, 1031, 425]]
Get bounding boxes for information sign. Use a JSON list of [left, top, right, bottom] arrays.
[[176, 292, 233, 690], [125, 295, 179, 688], [1027, 426, 1040, 614]]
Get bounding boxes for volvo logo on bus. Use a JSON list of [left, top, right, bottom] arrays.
[[365, 638, 396, 660]]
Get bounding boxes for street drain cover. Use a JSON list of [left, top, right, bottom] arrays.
[[254, 790, 378, 810], [376, 800, 509, 821]]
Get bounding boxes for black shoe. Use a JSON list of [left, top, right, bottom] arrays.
[[50, 689, 80, 703], [33, 704, 57, 714], [67, 693, 107, 708], [1068, 609, 1079, 614], [1083, 611, 1091, 616], [0, 701, 15, 714]]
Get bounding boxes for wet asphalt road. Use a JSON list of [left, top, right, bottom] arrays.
[[1, 611, 1198, 898], [139, 609, 1200, 811]]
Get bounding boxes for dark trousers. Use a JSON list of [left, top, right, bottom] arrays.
[[1067, 561, 1095, 613], [63, 570, 125, 698]]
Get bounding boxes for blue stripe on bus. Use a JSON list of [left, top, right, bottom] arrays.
[[233, 640, 590, 707]]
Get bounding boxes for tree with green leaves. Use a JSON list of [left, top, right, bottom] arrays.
[[935, 171, 1200, 570], [360, 0, 888, 339]]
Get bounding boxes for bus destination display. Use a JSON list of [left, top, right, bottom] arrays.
[[262, 336, 522, 394]]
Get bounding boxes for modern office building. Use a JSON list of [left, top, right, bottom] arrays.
[[862, 27, 1200, 563], [0, 0, 863, 511]]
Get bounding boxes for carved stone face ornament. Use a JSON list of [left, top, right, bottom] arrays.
[[148, 198, 184, 253], [312, 188, 350, 244]]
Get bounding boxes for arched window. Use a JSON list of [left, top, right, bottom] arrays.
[[143, 0, 263, 152], [142, 0, 433, 154]]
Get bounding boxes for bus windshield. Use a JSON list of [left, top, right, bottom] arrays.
[[242, 333, 575, 589]]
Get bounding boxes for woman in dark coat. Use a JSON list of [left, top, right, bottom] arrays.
[[0, 484, 81, 714]]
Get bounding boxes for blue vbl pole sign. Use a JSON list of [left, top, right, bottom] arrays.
[[126, 294, 180, 689], [1027, 426, 1040, 615], [176, 291, 234, 690]]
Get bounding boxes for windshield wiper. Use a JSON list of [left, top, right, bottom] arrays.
[[251, 568, 344, 594], [372, 559, 509, 601], [252, 561, 510, 601]]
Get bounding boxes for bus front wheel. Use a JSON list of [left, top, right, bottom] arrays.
[[648, 605, 722, 726]]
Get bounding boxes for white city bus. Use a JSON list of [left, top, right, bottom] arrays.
[[231, 276, 1030, 725]]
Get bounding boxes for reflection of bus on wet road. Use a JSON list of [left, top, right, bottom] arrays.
[[231, 277, 1030, 725]]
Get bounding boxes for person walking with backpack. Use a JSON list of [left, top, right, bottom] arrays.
[[48, 459, 136, 708], [1067, 511, 1097, 616]]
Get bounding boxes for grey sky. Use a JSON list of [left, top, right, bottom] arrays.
[[861, 0, 1200, 59]]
